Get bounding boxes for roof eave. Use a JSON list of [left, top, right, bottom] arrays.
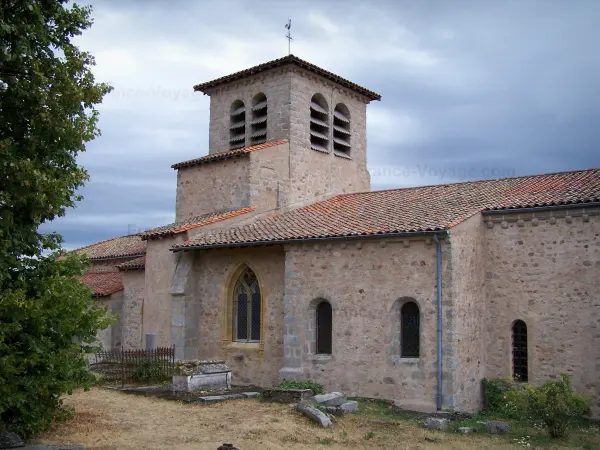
[[171, 229, 448, 252], [193, 55, 381, 101]]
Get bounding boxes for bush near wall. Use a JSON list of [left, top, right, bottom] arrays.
[[482, 374, 593, 438]]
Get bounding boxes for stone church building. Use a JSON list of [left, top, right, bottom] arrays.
[[74, 55, 600, 415]]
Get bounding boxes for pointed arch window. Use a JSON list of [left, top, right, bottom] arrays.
[[233, 267, 261, 342], [401, 302, 420, 358], [310, 93, 330, 153], [512, 320, 528, 381], [333, 103, 351, 156], [229, 100, 246, 150], [316, 300, 332, 354]]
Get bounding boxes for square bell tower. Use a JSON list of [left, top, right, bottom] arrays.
[[192, 55, 381, 211]]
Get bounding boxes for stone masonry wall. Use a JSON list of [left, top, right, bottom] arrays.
[[121, 269, 145, 349], [206, 68, 291, 155], [142, 235, 185, 347], [185, 246, 285, 387], [287, 68, 371, 208], [281, 238, 446, 412], [484, 207, 600, 417], [175, 157, 249, 221], [248, 141, 290, 213], [446, 214, 486, 411], [95, 290, 124, 350]]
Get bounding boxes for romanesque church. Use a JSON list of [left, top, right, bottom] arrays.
[[75, 55, 600, 416]]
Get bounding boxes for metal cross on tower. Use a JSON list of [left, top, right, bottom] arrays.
[[285, 19, 293, 55]]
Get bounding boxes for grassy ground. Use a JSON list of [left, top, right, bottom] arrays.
[[33, 388, 599, 450]]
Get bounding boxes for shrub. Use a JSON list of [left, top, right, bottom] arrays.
[[482, 377, 527, 419], [276, 380, 324, 396], [483, 374, 593, 439], [130, 358, 166, 382], [525, 374, 591, 438]]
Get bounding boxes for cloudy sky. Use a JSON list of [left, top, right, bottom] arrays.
[[41, 0, 600, 250]]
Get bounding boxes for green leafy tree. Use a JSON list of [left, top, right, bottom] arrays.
[[0, 0, 112, 437]]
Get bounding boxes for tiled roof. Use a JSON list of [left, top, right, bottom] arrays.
[[141, 208, 255, 240], [72, 234, 146, 260], [193, 55, 381, 101], [171, 140, 288, 170], [174, 169, 600, 249], [117, 256, 145, 271], [81, 271, 123, 297]]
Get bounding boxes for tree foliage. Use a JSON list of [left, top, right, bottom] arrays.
[[0, 0, 112, 437]]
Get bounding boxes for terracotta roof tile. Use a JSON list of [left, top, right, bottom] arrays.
[[141, 208, 255, 240], [72, 234, 146, 260], [81, 271, 123, 297], [175, 168, 600, 249], [193, 55, 381, 101], [171, 140, 287, 170], [117, 256, 145, 271]]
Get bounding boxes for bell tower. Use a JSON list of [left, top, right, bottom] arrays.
[[175, 55, 381, 220]]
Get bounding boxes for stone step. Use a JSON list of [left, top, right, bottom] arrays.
[[183, 392, 261, 404]]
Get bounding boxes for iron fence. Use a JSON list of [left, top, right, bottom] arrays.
[[91, 346, 175, 386]]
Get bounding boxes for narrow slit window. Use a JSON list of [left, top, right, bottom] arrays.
[[316, 301, 332, 354], [512, 320, 528, 381], [333, 103, 351, 156], [401, 302, 420, 358], [250, 93, 267, 145], [310, 94, 329, 153], [229, 100, 246, 150], [233, 267, 261, 342]]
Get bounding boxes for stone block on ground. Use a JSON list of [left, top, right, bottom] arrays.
[[484, 421, 510, 434], [0, 430, 24, 449], [423, 417, 449, 430], [311, 392, 346, 407], [242, 392, 260, 398], [325, 406, 344, 417], [340, 401, 358, 413], [261, 388, 312, 404], [297, 401, 333, 427], [458, 427, 477, 434]]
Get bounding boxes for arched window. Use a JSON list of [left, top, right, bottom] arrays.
[[316, 301, 332, 354], [310, 93, 329, 153], [512, 320, 528, 381], [233, 267, 261, 342], [229, 100, 246, 150], [250, 93, 267, 145], [333, 103, 351, 156], [401, 302, 420, 357]]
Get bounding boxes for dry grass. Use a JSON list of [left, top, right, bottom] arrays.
[[34, 388, 520, 449]]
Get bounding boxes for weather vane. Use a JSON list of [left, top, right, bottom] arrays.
[[285, 18, 293, 55]]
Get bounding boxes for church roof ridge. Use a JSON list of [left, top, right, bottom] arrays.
[[193, 54, 381, 101], [71, 233, 146, 260], [336, 167, 600, 199], [173, 167, 600, 250]]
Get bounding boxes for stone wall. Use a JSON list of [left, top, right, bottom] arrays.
[[174, 157, 250, 221], [142, 235, 185, 347], [484, 207, 600, 416], [181, 246, 286, 387], [287, 68, 371, 208], [95, 290, 124, 350], [446, 214, 486, 411], [121, 269, 145, 349], [206, 68, 292, 155], [280, 238, 444, 412], [247, 141, 290, 213]]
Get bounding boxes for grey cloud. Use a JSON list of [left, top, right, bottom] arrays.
[[41, 0, 600, 249]]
